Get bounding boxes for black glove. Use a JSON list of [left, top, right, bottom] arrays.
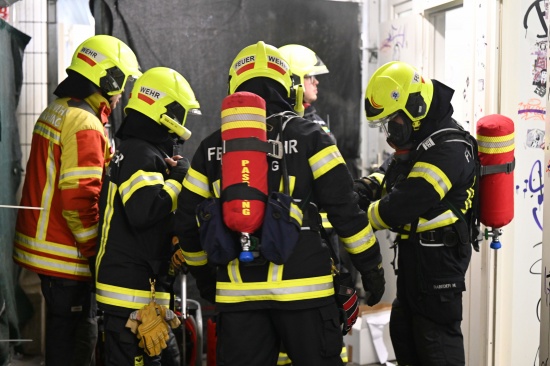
[[353, 177, 378, 211], [334, 272, 359, 335], [361, 266, 385, 306], [168, 157, 190, 183]]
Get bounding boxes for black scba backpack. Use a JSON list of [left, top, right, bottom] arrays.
[[416, 124, 483, 251], [196, 113, 303, 266]]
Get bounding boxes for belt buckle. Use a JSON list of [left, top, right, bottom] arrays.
[[267, 140, 283, 159], [420, 230, 437, 242]]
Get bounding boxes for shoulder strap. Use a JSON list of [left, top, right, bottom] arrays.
[[319, 222, 339, 263], [416, 127, 473, 153], [268, 113, 292, 195]]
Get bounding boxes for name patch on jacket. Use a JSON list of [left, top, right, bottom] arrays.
[[39, 103, 68, 128], [207, 140, 298, 161]]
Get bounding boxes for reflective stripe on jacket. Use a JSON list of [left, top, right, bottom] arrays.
[[13, 95, 111, 281], [95, 137, 180, 316], [367, 126, 476, 237], [176, 112, 381, 311]]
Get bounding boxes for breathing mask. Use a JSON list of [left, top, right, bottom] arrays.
[[375, 112, 413, 150]]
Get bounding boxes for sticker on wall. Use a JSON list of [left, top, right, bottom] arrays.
[[526, 128, 545, 148], [531, 41, 547, 97]]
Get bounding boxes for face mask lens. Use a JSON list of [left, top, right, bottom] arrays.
[[388, 120, 405, 141], [369, 112, 398, 132], [380, 122, 390, 137], [386, 113, 412, 147]]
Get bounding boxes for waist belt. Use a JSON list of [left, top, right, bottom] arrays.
[[418, 226, 459, 247]]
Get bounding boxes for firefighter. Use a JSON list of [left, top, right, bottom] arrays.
[[355, 61, 476, 365], [94, 67, 200, 365], [12, 35, 140, 366], [172, 41, 385, 366], [279, 43, 335, 143], [278, 43, 348, 365]]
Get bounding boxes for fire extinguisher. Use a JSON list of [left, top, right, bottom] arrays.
[[220, 91, 270, 262], [476, 114, 515, 249]]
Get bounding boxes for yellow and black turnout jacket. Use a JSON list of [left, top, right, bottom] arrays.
[[176, 107, 381, 312]]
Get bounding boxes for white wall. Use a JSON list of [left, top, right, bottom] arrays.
[[362, 0, 544, 365], [498, 1, 546, 364]]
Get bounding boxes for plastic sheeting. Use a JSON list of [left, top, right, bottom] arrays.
[[0, 18, 30, 364], [93, 0, 363, 175], [0, 0, 19, 7]]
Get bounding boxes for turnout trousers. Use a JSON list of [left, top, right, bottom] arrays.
[[39, 275, 97, 366], [389, 236, 470, 366], [216, 302, 344, 366], [101, 312, 180, 366], [390, 297, 465, 366]]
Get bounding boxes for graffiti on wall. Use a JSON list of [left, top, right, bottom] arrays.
[[379, 24, 407, 61], [520, 1, 548, 364], [516, 159, 544, 230], [524, 0, 549, 39], [518, 98, 547, 120]]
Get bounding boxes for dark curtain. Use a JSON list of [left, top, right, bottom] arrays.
[[92, 0, 362, 176]]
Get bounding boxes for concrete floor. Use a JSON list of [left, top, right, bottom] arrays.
[[9, 354, 390, 366]]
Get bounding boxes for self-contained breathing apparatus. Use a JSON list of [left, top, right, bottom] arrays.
[[412, 116, 515, 252], [195, 91, 359, 335], [196, 92, 303, 266], [356, 117, 515, 277]]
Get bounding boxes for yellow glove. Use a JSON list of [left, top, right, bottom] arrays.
[[136, 301, 170, 357], [171, 249, 187, 272], [171, 236, 188, 273]]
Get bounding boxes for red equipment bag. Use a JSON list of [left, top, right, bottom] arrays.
[[476, 114, 515, 228]]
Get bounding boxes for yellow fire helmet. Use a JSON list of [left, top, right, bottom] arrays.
[[279, 44, 329, 85], [228, 41, 304, 116], [124, 67, 201, 140], [67, 34, 142, 96], [364, 61, 434, 131]]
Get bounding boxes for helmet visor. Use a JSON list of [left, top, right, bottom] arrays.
[[367, 112, 399, 129]]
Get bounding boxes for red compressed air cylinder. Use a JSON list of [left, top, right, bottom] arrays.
[[476, 114, 515, 228], [221, 91, 268, 234]]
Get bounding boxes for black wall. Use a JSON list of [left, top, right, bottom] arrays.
[[94, 0, 362, 174]]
